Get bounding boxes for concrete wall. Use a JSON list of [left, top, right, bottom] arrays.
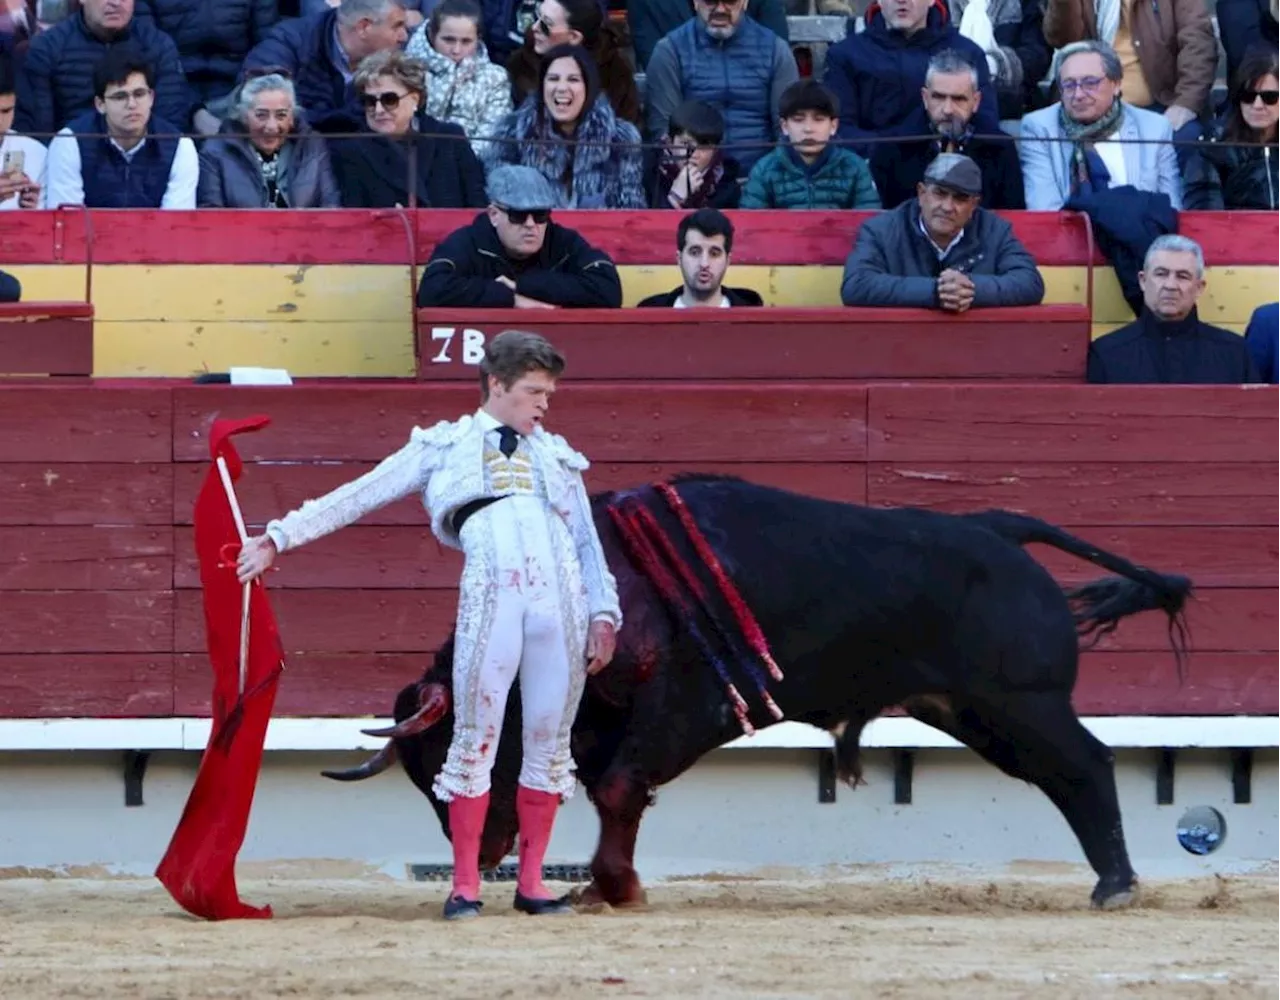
[[2, 748, 1275, 880]]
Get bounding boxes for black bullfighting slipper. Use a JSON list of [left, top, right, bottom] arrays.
[[512, 891, 574, 915], [442, 895, 483, 921]]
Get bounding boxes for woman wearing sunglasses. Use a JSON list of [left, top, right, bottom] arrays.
[[404, 0, 513, 157], [1185, 50, 1280, 210], [480, 43, 644, 209], [197, 73, 340, 208], [505, 0, 640, 126], [328, 49, 487, 208]]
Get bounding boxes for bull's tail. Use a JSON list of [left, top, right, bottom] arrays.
[[968, 510, 1193, 678]]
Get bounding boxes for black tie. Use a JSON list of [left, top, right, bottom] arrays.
[[497, 425, 519, 458]]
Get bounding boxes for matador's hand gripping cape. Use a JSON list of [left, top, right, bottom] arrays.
[[156, 415, 285, 920]]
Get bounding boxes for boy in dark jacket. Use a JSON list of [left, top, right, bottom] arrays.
[[417, 164, 623, 309], [741, 79, 879, 210], [646, 99, 742, 210]]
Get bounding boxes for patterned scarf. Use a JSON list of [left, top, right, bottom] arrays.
[[1059, 98, 1124, 195], [252, 148, 287, 208]]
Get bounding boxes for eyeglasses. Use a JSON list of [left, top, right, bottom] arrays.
[[697, 0, 741, 7], [1060, 76, 1105, 95], [1241, 88, 1280, 106], [361, 90, 410, 111], [535, 15, 554, 35], [501, 208, 551, 225], [104, 87, 152, 105]]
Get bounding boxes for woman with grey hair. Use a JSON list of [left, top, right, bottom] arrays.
[[197, 72, 341, 208]]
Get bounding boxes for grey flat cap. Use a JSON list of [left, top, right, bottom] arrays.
[[486, 165, 559, 211], [923, 153, 983, 197]]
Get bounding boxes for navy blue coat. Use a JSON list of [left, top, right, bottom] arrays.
[[821, 2, 1000, 155], [137, 0, 279, 103], [1217, 0, 1279, 89], [15, 12, 192, 137], [240, 9, 362, 134]]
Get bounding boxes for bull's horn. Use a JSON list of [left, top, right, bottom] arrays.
[[321, 741, 398, 782], [360, 682, 450, 739]]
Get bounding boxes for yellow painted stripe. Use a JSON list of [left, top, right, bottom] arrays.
[[5, 263, 1275, 378]]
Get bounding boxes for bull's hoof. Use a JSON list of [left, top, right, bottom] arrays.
[[1090, 878, 1139, 910], [570, 880, 649, 911]]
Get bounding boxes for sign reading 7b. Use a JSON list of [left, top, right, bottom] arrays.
[[428, 327, 487, 365]]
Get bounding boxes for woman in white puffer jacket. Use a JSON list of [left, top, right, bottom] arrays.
[[405, 0, 514, 158]]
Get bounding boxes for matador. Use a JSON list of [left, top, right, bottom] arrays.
[[236, 330, 621, 920]]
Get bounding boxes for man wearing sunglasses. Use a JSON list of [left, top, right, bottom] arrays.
[[417, 163, 623, 309]]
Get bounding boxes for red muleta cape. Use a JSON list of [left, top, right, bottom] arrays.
[[155, 415, 285, 920]]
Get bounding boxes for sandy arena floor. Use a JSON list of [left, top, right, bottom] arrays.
[[0, 866, 1275, 999]]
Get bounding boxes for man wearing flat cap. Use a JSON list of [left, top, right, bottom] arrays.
[[840, 153, 1044, 311], [416, 164, 624, 309]]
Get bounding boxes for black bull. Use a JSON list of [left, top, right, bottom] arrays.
[[323, 475, 1191, 910]]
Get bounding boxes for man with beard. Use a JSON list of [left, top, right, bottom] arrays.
[[643, 0, 798, 172], [637, 208, 764, 308], [840, 152, 1043, 310], [416, 164, 623, 309], [1087, 235, 1261, 384], [870, 49, 1024, 210]]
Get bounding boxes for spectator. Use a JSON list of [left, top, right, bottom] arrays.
[[0, 267, 18, 301], [138, 0, 278, 122], [240, 0, 409, 135], [330, 49, 486, 207], [0, 1, 39, 58], [44, 49, 197, 207], [480, 43, 643, 208], [404, 0, 513, 157], [741, 79, 880, 210], [416, 163, 624, 308], [1218, 0, 1279, 94], [646, 98, 741, 209], [840, 152, 1044, 309], [1043, 0, 1216, 163], [821, 0, 1000, 156], [505, 0, 639, 126], [644, 0, 798, 172], [17, 0, 191, 136], [1087, 235, 1261, 385], [947, 0, 1051, 120], [627, 0, 788, 72], [301, 0, 432, 28], [197, 71, 341, 208], [637, 208, 764, 308], [871, 48, 1024, 210], [1019, 40, 1180, 210], [1243, 301, 1279, 384], [0, 48, 44, 208], [1185, 51, 1279, 211]]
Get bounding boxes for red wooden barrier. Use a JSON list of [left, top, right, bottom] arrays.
[[0, 302, 94, 377], [0, 383, 1274, 719], [413, 306, 1091, 382], [2, 209, 1275, 266]]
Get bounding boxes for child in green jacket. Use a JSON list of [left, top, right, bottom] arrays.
[[741, 79, 881, 211]]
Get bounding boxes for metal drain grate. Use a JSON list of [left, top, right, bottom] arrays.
[[408, 863, 592, 883]]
